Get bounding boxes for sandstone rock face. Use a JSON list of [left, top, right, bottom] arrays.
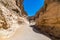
[[16, 0, 28, 17], [0, 9, 8, 29], [0, 0, 29, 38], [35, 0, 60, 39]]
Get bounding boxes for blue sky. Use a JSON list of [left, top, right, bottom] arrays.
[[23, 0, 44, 16]]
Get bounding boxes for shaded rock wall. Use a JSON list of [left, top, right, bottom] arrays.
[[35, 0, 60, 40], [16, 0, 28, 17]]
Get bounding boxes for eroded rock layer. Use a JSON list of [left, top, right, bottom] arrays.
[[16, 0, 28, 17], [35, 0, 60, 39], [0, 0, 29, 38]]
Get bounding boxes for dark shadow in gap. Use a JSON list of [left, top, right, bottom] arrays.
[[30, 25, 60, 40]]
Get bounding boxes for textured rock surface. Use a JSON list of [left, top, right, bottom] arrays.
[[0, 10, 8, 29], [35, 0, 60, 40], [1, 0, 60, 40], [0, 0, 29, 38], [16, 0, 28, 17], [0, 0, 51, 40]]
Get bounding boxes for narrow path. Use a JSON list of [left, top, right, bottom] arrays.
[[9, 22, 51, 40]]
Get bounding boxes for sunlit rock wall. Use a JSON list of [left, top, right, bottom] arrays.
[[0, 0, 29, 38], [16, 0, 28, 17], [35, 0, 60, 40]]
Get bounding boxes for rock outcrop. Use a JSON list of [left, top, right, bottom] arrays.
[[0, 0, 29, 38], [35, 0, 60, 40], [16, 0, 28, 17], [0, 10, 8, 29]]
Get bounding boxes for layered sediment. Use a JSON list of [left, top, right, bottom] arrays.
[[35, 0, 60, 40]]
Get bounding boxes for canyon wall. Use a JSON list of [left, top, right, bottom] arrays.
[[16, 0, 28, 17], [35, 0, 60, 40], [0, 0, 29, 38]]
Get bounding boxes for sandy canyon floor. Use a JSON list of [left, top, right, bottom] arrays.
[[2, 22, 51, 40]]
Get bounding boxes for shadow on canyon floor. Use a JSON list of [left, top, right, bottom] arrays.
[[30, 25, 60, 40]]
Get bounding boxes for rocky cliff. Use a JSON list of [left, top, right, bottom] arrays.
[[16, 0, 28, 17], [35, 0, 60, 40], [0, 0, 60, 40], [0, 0, 51, 40], [0, 0, 29, 38]]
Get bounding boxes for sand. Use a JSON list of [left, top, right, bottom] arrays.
[[9, 23, 51, 40]]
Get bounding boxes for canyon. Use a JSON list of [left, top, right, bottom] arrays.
[[0, 0, 60, 40]]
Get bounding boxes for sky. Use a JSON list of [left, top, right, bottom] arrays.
[[23, 0, 44, 16]]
